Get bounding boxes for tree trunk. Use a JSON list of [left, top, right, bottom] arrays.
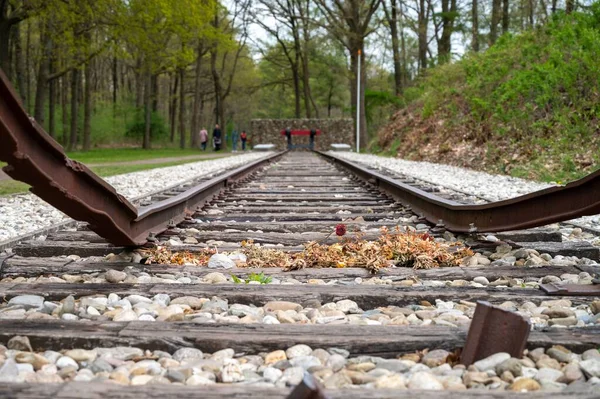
[[472, 0, 479, 52], [400, 23, 408, 86], [68, 68, 79, 151], [418, 0, 428, 71], [169, 73, 178, 143], [490, 0, 502, 45], [83, 59, 92, 151], [112, 56, 118, 109], [13, 23, 26, 104], [151, 73, 158, 112], [179, 67, 185, 149], [34, 27, 50, 127], [386, 0, 403, 95], [190, 45, 203, 148], [528, 0, 534, 27], [565, 0, 573, 13], [439, 0, 457, 64], [61, 74, 68, 146], [143, 71, 152, 149], [292, 63, 301, 118], [48, 47, 55, 138], [210, 48, 225, 130], [0, 24, 11, 74], [135, 59, 144, 109], [502, 0, 509, 33], [25, 19, 31, 111], [551, 0, 557, 14]]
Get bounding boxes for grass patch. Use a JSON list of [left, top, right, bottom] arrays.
[[89, 159, 218, 177], [375, 7, 600, 183], [67, 148, 214, 164], [0, 180, 30, 196], [0, 155, 230, 196]]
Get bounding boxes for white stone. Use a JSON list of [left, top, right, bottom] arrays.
[[473, 353, 511, 371], [56, 356, 79, 370], [208, 253, 235, 269], [408, 372, 444, 390]]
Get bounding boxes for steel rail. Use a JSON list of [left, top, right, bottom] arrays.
[[0, 69, 284, 246], [318, 151, 600, 233]]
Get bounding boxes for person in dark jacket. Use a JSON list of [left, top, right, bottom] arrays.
[[309, 128, 316, 150], [285, 127, 292, 150], [240, 131, 248, 151], [213, 124, 222, 151]]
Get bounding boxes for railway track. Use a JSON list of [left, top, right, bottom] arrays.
[[1, 151, 600, 398]]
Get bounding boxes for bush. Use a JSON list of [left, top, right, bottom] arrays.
[[125, 110, 168, 141]]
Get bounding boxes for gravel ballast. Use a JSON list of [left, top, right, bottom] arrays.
[[0, 152, 271, 242], [0, 336, 599, 391], [329, 152, 600, 230]]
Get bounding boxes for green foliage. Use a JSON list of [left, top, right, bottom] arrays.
[[231, 272, 273, 285], [365, 90, 403, 124], [125, 111, 169, 141], [393, 9, 600, 182]]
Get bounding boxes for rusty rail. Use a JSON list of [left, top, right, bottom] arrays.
[[319, 151, 600, 233], [0, 69, 283, 246]]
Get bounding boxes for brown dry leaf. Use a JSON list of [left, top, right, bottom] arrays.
[[143, 227, 473, 275]]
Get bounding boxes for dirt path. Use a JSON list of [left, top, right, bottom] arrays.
[[0, 153, 235, 182]]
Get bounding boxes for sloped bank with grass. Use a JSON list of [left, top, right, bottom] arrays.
[[376, 7, 600, 183]]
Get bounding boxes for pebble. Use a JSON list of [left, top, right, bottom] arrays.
[[113, 310, 138, 321], [187, 374, 216, 385], [326, 354, 347, 372], [473, 353, 511, 371], [374, 374, 407, 389], [286, 345, 312, 359], [265, 350, 287, 365], [7, 336, 33, 352], [7, 295, 44, 310], [263, 367, 283, 383], [64, 349, 97, 363], [408, 371, 444, 390], [208, 254, 235, 269], [422, 349, 451, 368], [105, 269, 127, 283], [56, 356, 79, 370], [0, 359, 19, 382], [580, 358, 600, 378], [173, 348, 203, 362], [536, 367, 563, 382], [510, 377, 541, 391], [496, 358, 522, 377], [15, 352, 49, 370]]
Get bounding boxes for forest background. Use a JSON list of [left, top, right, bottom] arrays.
[[0, 0, 596, 180]]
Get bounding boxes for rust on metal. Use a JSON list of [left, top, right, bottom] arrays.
[[320, 151, 600, 234], [287, 373, 330, 399], [460, 301, 531, 366], [0, 69, 283, 246], [540, 283, 600, 296]]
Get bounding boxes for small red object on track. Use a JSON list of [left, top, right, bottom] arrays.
[[335, 224, 347, 236]]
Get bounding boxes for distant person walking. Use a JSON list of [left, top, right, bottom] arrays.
[[285, 127, 292, 150], [213, 124, 222, 151], [240, 131, 247, 151], [309, 128, 316, 150], [199, 127, 208, 151], [232, 130, 239, 152]]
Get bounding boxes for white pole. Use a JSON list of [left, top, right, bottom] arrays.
[[356, 49, 361, 153]]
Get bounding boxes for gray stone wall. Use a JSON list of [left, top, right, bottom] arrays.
[[249, 119, 355, 151]]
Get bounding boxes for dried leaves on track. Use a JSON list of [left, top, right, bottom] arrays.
[[143, 227, 473, 274]]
